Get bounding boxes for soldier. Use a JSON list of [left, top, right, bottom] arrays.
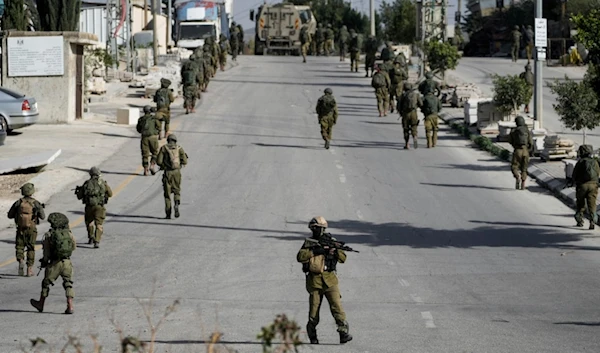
[[525, 25, 534, 63], [364, 35, 378, 77], [157, 134, 188, 219], [508, 116, 533, 190], [324, 24, 334, 56], [30, 212, 76, 315], [573, 144, 600, 229], [211, 35, 221, 74], [7, 183, 45, 276], [316, 88, 338, 150], [390, 60, 408, 113], [136, 106, 161, 175], [154, 78, 175, 138], [181, 58, 198, 114], [230, 22, 240, 61], [202, 45, 214, 92], [421, 92, 442, 148], [371, 65, 390, 117], [394, 51, 408, 68], [191, 51, 206, 94], [418, 71, 441, 97], [296, 216, 353, 345], [511, 25, 522, 62], [300, 24, 311, 63], [397, 82, 423, 149], [315, 24, 325, 56], [378, 53, 400, 113], [338, 25, 349, 61], [519, 63, 534, 114], [75, 167, 113, 248], [237, 23, 244, 55], [218, 34, 230, 70], [348, 30, 360, 73], [380, 42, 392, 63]]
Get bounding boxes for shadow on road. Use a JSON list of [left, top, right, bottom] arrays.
[[420, 182, 514, 191], [554, 321, 600, 326], [67, 166, 140, 177], [70, 210, 165, 220], [91, 132, 137, 139], [216, 78, 369, 89], [253, 143, 323, 150], [430, 163, 508, 172]]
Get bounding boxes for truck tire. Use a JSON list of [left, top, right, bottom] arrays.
[[255, 36, 265, 55]]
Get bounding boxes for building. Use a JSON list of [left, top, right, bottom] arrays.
[[467, 0, 523, 17]]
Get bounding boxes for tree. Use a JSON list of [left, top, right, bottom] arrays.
[[2, 0, 28, 31], [549, 76, 600, 144], [379, 0, 416, 44], [567, 0, 600, 16], [425, 40, 460, 82], [491, 74, 532, 115], [572, 9, 600, 63], [36, 0, 81, 31], [24, 0, 40, 31]]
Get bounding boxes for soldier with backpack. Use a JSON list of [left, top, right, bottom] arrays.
[[76, 167, 113, 248], [324, 24, 334, 56], [181, 58, 198, 114], [219, 34, 231, 70], [519, 63, 534, 114], [300, 25, 311, 63], [338, 25, 349, 61], [508, 116, 533, 190], [154, 78, 175, 138], [230, 22, 240, 61], [316, 88, 338, 150], [136, 106, 162, 175], [397, 82, 423, 149], [7, 183, 45, 276], [371, 65, 391, 117], [30, 212, 76, 315], [348, 30, 360, 72], [202, 45, 214, 92], [157, 134, 188, 219], [421, 92, 442, 148], [191, 51, 205, 95], [364, 35, 378, 77], [418, 71, 441, 97], [211, 36, 221, 74], [390, 61, 408, 113], [573, 145, 600, 229]]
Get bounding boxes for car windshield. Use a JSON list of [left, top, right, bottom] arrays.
[[299, 10, 311, 24], [179, 25, 215, 40], [0, 87, 25, 99]]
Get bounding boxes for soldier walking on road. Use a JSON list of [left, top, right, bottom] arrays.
[[364, 35, 378, 77], [30, 212, 76, 315], [300, 25, 311, 63], [418, 71, 441, 97], [203, 45, 214, 92], [154, 78, 175, 138], [7, 183, 45, 276], [525, 25, 534, 63], [136, 106, 161, 175], [316, 23, 325, 56], [349, 30, 360, 72], [237, 24, 244, 55], [211, 36, 221, 75], [508, 116, 533, 190], [316, 88, 338, 150], [230, 22, 240, 61], [297, 217, 353, 345], [371, 65, 390, 117], [421, 92, 442, 148], [181, 58, 198, 114], [76, 167, 113, 248], [573, 145, 600, 229], [338, 25, 349, 61], [324, 24, 334, 56], [520, 63, 534, 114], [219, 34, 231, 70], [157, 134, 188, 219], [398, 83, 423, 149], [511, 25, 522, 62]]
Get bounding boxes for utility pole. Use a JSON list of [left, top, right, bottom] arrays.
[[534, 0, 545, 129], [167, 0, 172, 54], [370, 0, 375, 36], [152, 0, 158, 66]]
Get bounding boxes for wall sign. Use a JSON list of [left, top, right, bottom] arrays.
[[7, 36, 64, 77]]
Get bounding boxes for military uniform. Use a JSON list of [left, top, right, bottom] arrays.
[[421, 93, 442, 148], [364, 36, 378, 77], [398, 83, 423, 149], [519, 64, 534, 114], [297, 217, 352, 345], [76, 167, 113, 248], [349, 32, 360, 72], [202, 46, 214, 91], [218, 34, 231, 70], [316, 88, 338, 149], [136, 106, 161, 175], [7, 183, 45, 276], [237, 24, 244, 55], [372, 67, 391, 117], [338, 25, 349, 61], [30, 212, 76, 315], [157, 134, 188, 219], [525, 25, 534, 62], [181, 58, 198, 114], [573, 145, 600, 229], [211, 36, 221, 75], [300, 25, 311, 63], [418, 72, 441, 97], [508, 116, 533, 190], [324, 25, 334, 56], [191, 52, 205, 95], [511, 26, 522, 62], [315, 24, 325, 56], [154, 78, 175, 137], [230, 22, 239, 61]]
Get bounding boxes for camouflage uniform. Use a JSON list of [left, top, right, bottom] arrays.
[[211, 36, 221, 74], [136, 106, 161, 175], [30, 212, 76, 315], [76, 167, 113, 248], [181, 58, 198, 113], [191, 52, 205, 94], [154, 78, 175, 137], [519, 64, 534, 114], [338, 25, 349, 61], [508, 116, 533, 190], [421, 93, 442, 148], [315, 24, 325, 56], [316, 88, 338, 149], [218, 34, 231, 70], [324, 25, 334, 56], [348, 31, 360, 72], [511, 25, 522, 62], [573, 145, 600, 229], [157, 134, 188, 219], [7, 183, 45, 276], [203, 46, 214, 91], [418, 72, 441, 97], [230, 22, 239, 61], [300, 25, 311, 63], [525, 25, 534, 62], [364, 35, 378, 77], [297, 217, 352, 345], [237, 24, 244, 55], [397, 83, 423, 149], [371, 66, 391, 117]]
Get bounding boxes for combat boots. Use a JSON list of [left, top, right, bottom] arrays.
[[325, 140, 330, 149], [143, 166, 149, 176], [18, 260, 24, 276], [30, 296, 45, 312], [413, 140, 418, 149], [515, 177, 521, 190], [521, 179, 526, 190], [150, 162, 157, 175], [174, 201, 180, 218], [339, 331, 353, 344], [165, 208, 172, 219], [27, 266, 33, 277], [65, 297, 74, 315], [590, 222, 596, 230], [309, 336, 319, 344]]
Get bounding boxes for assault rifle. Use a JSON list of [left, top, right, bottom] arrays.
[[307, 236, 359, 253]]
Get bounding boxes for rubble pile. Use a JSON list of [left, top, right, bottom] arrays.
[[447, 83, 483, 108], [541, 135, 577, 161]]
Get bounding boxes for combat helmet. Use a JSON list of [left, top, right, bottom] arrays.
[[515, 115, 526, 126], [324, 88, 333, 95], [160, 78, 171, 87], [514, 25, 519, 30], [403, 82, 413, 91], [167, 134, 177, 143], [47, 212, 70, 230], [89, 166, 101, 176], [143, 105, 154, 114], [232, 21, 236, 26], [425, 71, 433, 79], [20, 183, 35, 197], [579, 144, 594, 158], [309, 216, 328, 229]]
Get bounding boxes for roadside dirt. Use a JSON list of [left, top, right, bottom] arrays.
[[0, 172, 39, 199]]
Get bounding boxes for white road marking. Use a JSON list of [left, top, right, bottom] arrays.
[[339, 174, 346, 183], [421, 311, 436, 328], [411, 294, 423, 304], [356, 210, 364, 220], [398, 279, 410, 287]]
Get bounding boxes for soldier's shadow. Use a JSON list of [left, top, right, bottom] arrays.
[[67, 166, 140, 177]]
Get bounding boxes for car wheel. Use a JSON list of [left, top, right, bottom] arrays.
[[0, 117, 8, 134]]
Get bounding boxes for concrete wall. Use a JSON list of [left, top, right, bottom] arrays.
[[0, 32, 98, 124], [131, 6, 168, 54]]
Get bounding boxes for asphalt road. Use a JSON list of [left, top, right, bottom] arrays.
[[1, 55, 600, 353]]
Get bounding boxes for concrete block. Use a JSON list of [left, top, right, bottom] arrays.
[[116, 108, 140, 125]]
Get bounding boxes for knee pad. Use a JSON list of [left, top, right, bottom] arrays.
[[63, 280, 73, 290], [42, 278, 53, 288]]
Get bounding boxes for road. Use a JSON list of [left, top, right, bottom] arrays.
[[449, 57, 595, 146], [1, 55, 600, 353]]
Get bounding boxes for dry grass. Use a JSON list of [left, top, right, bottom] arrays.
[[0, 172, 38, 199]]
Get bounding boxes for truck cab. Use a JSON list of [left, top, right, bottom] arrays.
[[177, 21, 218, 50]]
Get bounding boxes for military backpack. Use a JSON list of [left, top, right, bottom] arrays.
[[83, 178, 106, 207], [401, 91, 419, 114], [182, 70, 196, 85], [317, 95, 336, 116], [371, 72, 386, 89], [523, 71, 534, 86], [154, 88, 169, 109], [167, 145, 182, 170], [300, 28, 309, 44], [50, 229, 73, 260], [582, 158, 599, 183], [17, 198, 35, 229]]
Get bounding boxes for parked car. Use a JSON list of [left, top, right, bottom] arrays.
[[0, 87, 40, 133]]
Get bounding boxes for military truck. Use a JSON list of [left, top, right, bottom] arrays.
[[250, 2, 317, 55]]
